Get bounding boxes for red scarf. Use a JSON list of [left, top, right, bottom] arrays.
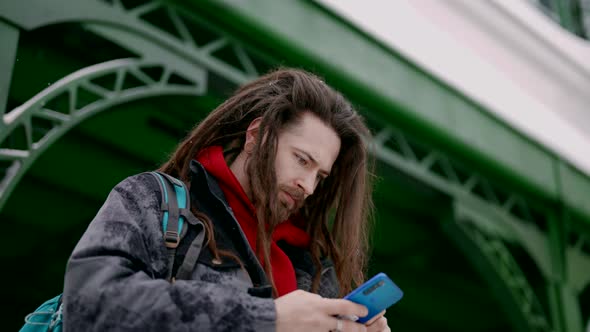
[[196, 146, 310, 296]]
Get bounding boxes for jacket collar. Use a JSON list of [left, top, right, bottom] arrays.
[[189, 160, 271, 292]]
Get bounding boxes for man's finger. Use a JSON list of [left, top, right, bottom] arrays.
[[328, 316, 368, 332], [365, 310, 385, 325], [366, 317, 388, 332], [322, 298, 369, 318]]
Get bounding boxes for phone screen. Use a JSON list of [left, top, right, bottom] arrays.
[[343, 272, 403, 323]]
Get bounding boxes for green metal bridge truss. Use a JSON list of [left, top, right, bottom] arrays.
[[1, 0, 589, 331], [1, 58, 206, 211], [373, 125, 589, 331]]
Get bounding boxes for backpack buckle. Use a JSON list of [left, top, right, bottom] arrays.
[[164, 231, 179, 248]]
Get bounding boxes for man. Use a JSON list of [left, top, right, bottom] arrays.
[[62, 68, 390, 331]]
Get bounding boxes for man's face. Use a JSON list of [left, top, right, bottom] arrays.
[[274, 112, 341, 219]]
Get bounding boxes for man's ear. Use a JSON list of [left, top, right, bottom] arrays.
[[245, 117, 263, 149]]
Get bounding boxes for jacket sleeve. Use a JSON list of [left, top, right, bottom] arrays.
[[62, 173, 276, 332]]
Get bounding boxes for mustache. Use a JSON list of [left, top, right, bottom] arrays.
[[279, 185, 305, 202]]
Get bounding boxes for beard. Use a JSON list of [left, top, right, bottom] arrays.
[[246, 156, 305, 224], [276, 184, 305, 221], [251, 181, 305, 226]]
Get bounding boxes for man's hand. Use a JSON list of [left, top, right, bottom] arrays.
[[365, 310, 391, 332], [275, 290, 369, 332]]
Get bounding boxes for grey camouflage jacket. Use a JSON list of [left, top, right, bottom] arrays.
[[62, 160, 339, 332]]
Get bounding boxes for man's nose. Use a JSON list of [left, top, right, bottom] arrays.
[[296, 174, 316, 197]]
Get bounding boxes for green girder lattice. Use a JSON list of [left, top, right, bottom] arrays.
[[460, 219, 552, 331], [1, 0, 273, 212], [0, 58, 206, 211], [1, 0, 588, 330], [84, 0, 263, 86], [371, 125, 590, 331]]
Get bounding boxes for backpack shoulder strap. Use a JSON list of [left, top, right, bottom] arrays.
[[147, 171, 205, 282], [149, 172, 189, 247], [174, 218, 205, 280], [21, 294, 63, 332], [148, 171, 188, 281]]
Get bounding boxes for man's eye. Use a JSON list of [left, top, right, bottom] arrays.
[[296, 154, 307, 166]]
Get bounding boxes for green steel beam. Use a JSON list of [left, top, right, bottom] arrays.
[[460, 220, 552, 332], [554, 0, 588, 37], [83, 1, 261, 85], [183, 0, 590, 224], [547, 212, 570, 332], [4, 0, 589, 223], [0, 0, 127, 30], [369, 124, 589, 331], [0, 0, 276, 213], [556, 0, 578, 31], [0, 20, 19, 116], [559, 284, 585, 332], [546, 210, 586, 332], [0, 58, 206, 211], [1, 1, 589, 330], [0, 0, 273, 86], [442, 216, 539, 332], [566, 237, 590, 293], [559, 162, 590, 223], [370, 124, 590, 286]]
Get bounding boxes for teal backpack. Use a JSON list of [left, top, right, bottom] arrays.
[[19, 171, 204, 331]]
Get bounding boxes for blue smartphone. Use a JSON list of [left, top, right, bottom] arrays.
[[343, 272, 403, 324]]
